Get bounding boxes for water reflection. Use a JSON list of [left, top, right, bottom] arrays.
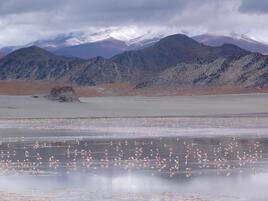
[[0, 136, 267, 201]]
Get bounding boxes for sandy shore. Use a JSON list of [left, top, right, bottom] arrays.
[[0, 191, 49, 201], [0, 93, 268, 119], [0, 191, 225, 201]]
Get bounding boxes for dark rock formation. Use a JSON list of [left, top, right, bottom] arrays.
[[48, 86, 79, 102]]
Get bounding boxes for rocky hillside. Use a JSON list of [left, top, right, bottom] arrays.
[[0, 46, 137, 86], [69, 56, 138, 86], [142, 54, 268, 88], [0, 34, 267, 88], [0, 46, 76, 80]]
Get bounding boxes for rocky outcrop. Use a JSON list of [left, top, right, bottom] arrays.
[[47, 86, 79, 102]]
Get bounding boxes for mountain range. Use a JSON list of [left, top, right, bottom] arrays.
[[1, 32, 268, 60], [0, 34, 268, 89], [0, 31, 162, 59]]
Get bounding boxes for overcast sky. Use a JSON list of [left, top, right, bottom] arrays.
[[0, 0, 268, 47]]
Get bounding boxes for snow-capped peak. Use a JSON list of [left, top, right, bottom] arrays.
[[126, 31, 165, 46]]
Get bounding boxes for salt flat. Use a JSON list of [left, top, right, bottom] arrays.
[[0, 93, 268, 119]]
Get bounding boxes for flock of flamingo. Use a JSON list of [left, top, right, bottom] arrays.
[[0, 136, 264, 178]]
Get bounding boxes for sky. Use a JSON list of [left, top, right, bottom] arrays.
[[0, 0, 268, 47]]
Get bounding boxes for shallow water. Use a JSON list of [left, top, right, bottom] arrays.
[[0, 134, 268, 201]]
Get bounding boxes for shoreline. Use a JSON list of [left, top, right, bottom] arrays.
[[1, 116, 268, 139], [1, 113, 268, 120], [1, 80, 268, 97], [1, 93, 268, 119]]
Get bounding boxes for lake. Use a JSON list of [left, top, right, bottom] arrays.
[[0, 132, 267, 201]]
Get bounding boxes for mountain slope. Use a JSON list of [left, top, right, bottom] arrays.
[[0, 46, 79, 80], [142, 53, 268, 88], [0, 51, 4, 59], [70, 56, 137, 85], [193, 34, 268, 55], [112, 34, 250, 72], [0, 46, 135, 85]]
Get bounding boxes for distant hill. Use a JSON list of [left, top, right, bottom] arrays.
[[0, 34, 268, 89], [52, 38, 129, 59], [193, 34, 268, 55]]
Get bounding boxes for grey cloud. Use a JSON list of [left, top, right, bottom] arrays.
[[0, 0, 61, 15], [239, 0, 268, 14], [0, 0, 268, 47], [0, 0, 214, 26]]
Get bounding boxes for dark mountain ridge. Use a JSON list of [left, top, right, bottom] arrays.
[[112, 34, 249, 72]]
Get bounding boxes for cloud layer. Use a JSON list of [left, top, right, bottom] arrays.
[[239, 0, 268, 14], [0, 0, 268, 47]]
